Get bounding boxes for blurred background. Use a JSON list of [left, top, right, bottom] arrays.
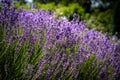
[[13, 0, 120, 37]]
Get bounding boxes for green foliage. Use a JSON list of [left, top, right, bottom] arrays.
[[35, 2, 56, 10], [0, 39, 27, 79], [77, 54, 99, 80], [55, 3, 86, 19], [28, 40, 44, 65], [87, 9, 113, 35], [16, 2, 29, 9], [0, 35, 44, 80]]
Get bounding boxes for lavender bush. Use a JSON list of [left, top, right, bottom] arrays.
[[0, 0, 120, 80]]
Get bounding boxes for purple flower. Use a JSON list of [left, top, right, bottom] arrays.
[[1, 0, 12, 7]]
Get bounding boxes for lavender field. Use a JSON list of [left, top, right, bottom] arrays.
[[0, 0, 120, 80]]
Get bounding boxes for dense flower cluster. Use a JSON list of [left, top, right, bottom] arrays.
[[0, 0, 120, 80]]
